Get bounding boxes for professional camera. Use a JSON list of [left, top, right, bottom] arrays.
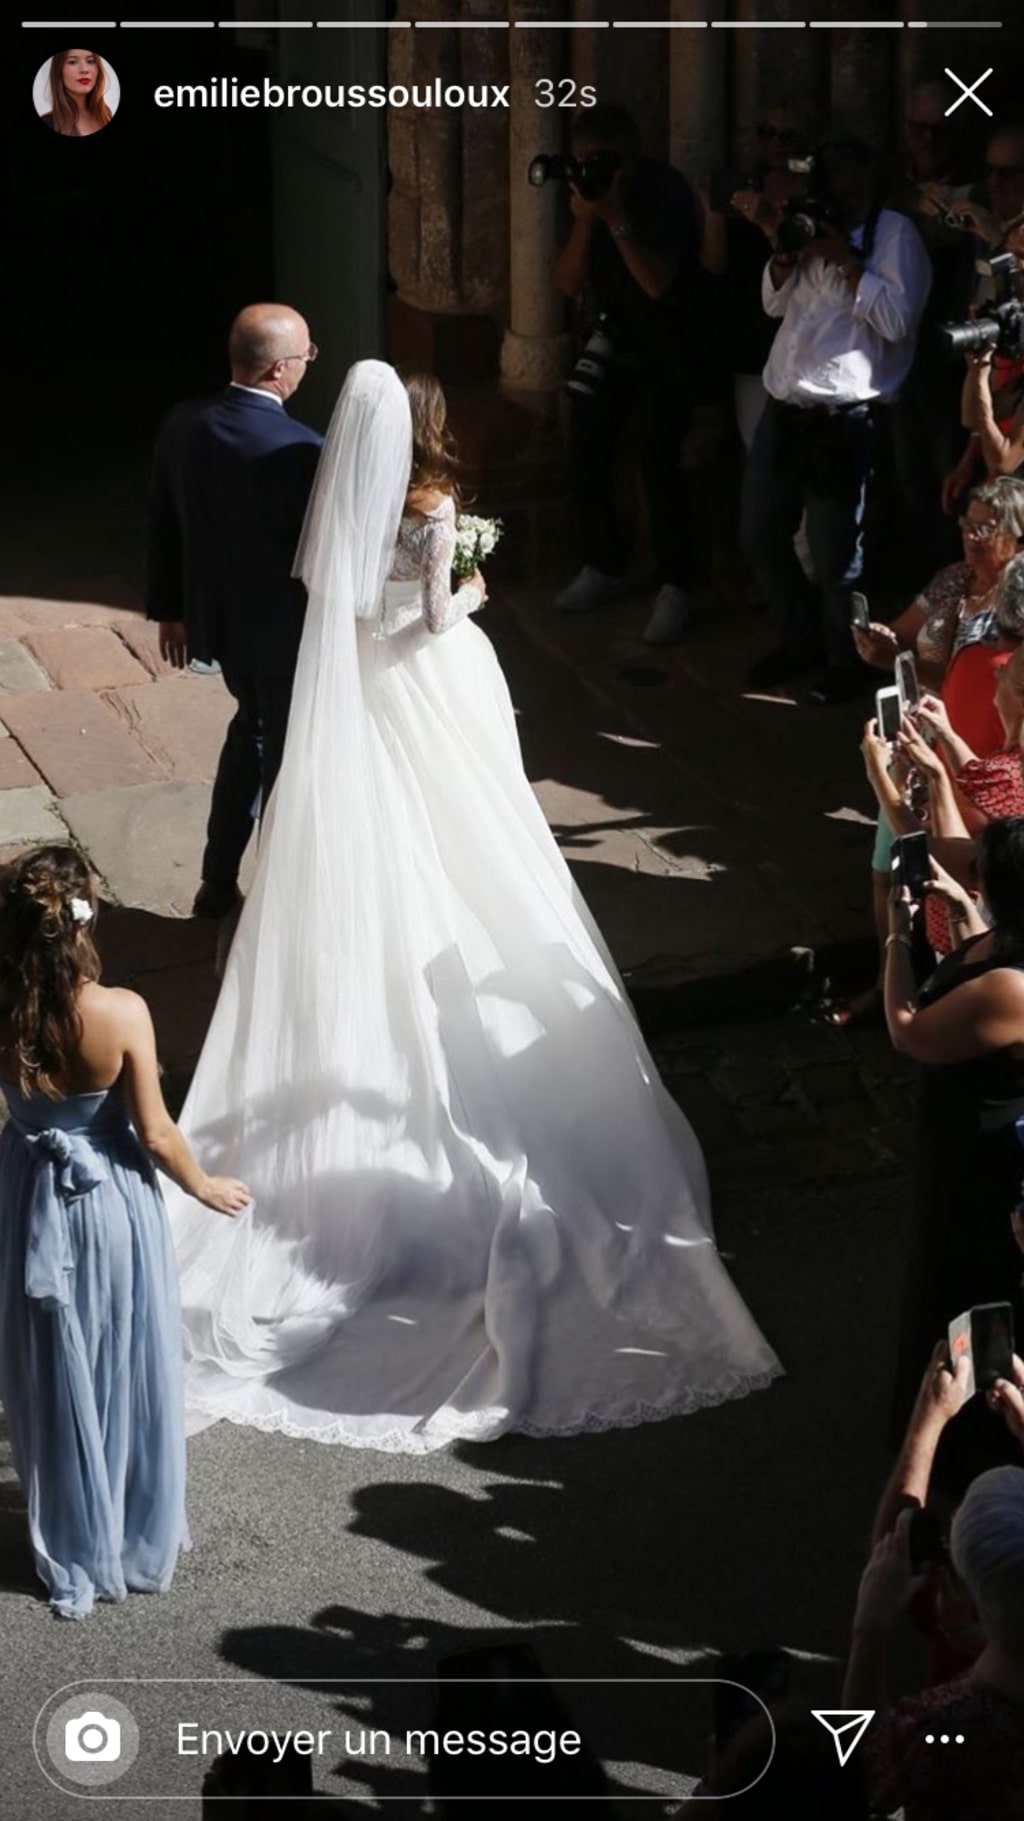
[[527, 148, 622, 203], [565, 312, 622, 400], [939, 252, 1024, 360], [773, 156, 839, 257]]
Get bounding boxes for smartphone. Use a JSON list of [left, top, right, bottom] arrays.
[[896, 650, 921, 714], [892, 831, 930, 902], [948, 1302, 1015, 1398], [713, 1650, 791, 1751], [908, 1505, 948, 1575], [876, 684, 902, 742], [850, 591, 871, 634]]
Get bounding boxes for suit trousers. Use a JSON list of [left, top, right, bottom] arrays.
[[201, 671, 293, 889]]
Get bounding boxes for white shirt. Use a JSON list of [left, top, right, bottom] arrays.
[[761, 208, 933, 407], [229, 382, 283, 406]]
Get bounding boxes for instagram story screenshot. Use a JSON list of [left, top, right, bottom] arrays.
[[3, 0, 1024, 1815]]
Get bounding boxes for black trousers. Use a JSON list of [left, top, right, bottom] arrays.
[[201, 671, 293, 890], [567, 363, 694, 587], [741, 397, 875, 668]]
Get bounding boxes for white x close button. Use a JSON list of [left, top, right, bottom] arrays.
[[944, 68, 994, 118]]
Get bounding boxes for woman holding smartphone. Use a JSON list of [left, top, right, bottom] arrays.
[[885, 816, 1024, 1491], [833, 478, 1024, 1025]]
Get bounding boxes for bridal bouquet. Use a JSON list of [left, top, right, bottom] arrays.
[[452, 514, 503, 583]]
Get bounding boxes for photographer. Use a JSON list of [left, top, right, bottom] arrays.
[[941, 125, 1024, 509], [957, 220, 1024, 487], [739, 138, 932, 705], [552, 104, 710, 646]]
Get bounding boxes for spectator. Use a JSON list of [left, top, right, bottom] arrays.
[[942, 123, 1024, 507], [908, 652, 1024, 843], [885, 817, 1024, 1489], [885, 77, 977, 580], [943, 120, 1024, 257], [699, 102, 814, 455], [699, 103, 817, 598], [552, 103, 715, 646], [955, 220, 1024, 492], [739, 136, 932, 705], [896, 669, 1024, 953], [830, 479, 1024, 1025], [847, 1457, 1024, 1821]]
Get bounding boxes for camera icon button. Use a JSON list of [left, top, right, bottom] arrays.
[[44, 1693, 139, 1788]]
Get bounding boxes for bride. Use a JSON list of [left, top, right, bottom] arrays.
[[167, 360, 781, 1451]]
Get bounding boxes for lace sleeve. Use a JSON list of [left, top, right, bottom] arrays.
[[419, 514, 485, 635]]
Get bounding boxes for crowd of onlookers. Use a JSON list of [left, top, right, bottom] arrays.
[[546, 80, 1024, 1819], [550, 87, 1024, 704]]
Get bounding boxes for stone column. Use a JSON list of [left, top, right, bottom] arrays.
[[500, 1, 573, 393], [830, 26, 895, 146], [669, 0, 726, 178]]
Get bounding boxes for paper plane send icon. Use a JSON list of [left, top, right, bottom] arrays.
[[812, 1710, 876, 1768]]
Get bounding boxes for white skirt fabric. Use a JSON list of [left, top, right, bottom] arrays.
[[167, 590, 781, 1451]]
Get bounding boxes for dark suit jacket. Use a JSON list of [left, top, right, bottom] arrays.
[[145, 386, 323, 678]]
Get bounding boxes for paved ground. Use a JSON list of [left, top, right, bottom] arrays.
[[0, 546, 916, 1814]]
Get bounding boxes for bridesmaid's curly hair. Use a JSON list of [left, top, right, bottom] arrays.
[[0, 847, 100, 1098], [403, 372, 461, 506]]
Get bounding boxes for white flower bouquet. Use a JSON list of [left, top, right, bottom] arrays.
[[452, 514, 503, 583]]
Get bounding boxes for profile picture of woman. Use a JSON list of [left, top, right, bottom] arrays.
[[34, 49, 119, 137]]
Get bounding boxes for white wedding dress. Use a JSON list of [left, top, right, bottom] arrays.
[[166, 362, 781, 1452]]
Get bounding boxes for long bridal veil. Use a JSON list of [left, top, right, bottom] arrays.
[[168, 362, 422, 1405], [167, 359, 780, 1450]]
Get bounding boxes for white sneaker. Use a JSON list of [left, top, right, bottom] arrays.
[[642, 584, 692, 645], [555, 566, 630, 611]]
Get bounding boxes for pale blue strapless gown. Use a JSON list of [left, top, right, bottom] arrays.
[[0, 1080, 190, 1618]]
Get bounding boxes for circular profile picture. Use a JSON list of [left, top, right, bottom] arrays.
[[34, 49, 120, 137]]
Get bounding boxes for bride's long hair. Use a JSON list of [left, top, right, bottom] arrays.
[[404, 372, 461, 507]]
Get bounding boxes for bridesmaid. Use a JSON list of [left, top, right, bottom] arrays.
[[0, 846, 249, 1619]]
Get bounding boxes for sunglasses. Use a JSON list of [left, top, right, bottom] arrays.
[[987, 163, 1024, 179]]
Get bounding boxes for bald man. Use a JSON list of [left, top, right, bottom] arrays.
[[145, 304, 323, 917]]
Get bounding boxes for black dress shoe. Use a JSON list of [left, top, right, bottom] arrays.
[[745, 647, 816, 690], [804, 664, 869, 707], [192, 881, 241, 919]]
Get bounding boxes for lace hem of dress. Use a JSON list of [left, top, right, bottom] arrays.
[[183, 1362, 783, 1454]]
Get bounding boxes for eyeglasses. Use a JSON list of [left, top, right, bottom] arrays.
[[959, 516, 1001, 539], [987, 163, 1024, 179], [279, 342, 318, 365]]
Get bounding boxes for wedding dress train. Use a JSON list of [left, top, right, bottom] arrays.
[[166, 361, 781, 1451]]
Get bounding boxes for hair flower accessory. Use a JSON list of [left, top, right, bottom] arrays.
[[70, 898, 94, 925]]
